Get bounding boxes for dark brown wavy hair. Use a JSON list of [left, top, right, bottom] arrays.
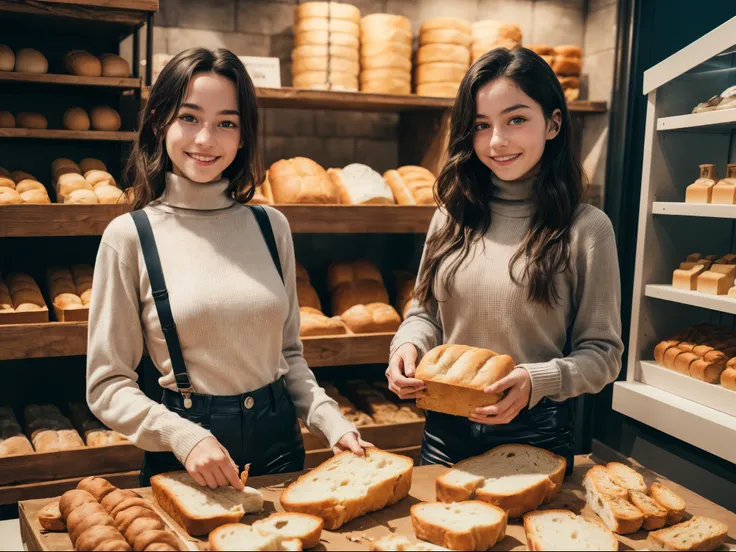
[[414, 47, 584, 308], [126, 48, 263, 210]]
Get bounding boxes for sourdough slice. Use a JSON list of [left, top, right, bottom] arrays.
[[280, 448, 413, 530], [209, 523, 302, 551], [647, 516, 727, 551], [583, 470, 643, 535], [435, 444, 566, 518], [410, 501, 507, 551], [150, 471, 264, 536], [649, 482, 687, 526], [523, 509, 619, 551], [252, 513, 323, 549], [629, 491, 668, 530], [370, 534, 449, 551], [605, 462, 647, 494]]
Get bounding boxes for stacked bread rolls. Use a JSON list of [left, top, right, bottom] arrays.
[[268, 157, 341, 204], [0, 169, 51, 204], [48, 264, 93, 311], [52, 158, 125, 204], [383, 165, 436, 205], [24, 404, 85, 452], [292, 1, 361, 91], [1, 273, 46, 312], [526, 44, 555, 67], [297, 262, 348, 337], [360, 14, 413, 95], [471, 20, 522, 62], [0, 406, 34, 457], [415, 18, 472, 97], [64, 50, 130, 77], [327, 163, 395, 204], [552, 45, 582, 102]]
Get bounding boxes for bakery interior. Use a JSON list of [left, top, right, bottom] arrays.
[[0, 0, 735, 550]]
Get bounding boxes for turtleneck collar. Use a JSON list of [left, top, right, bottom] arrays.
[[155, 172, 235, 211], [489, 173, 535, 218]]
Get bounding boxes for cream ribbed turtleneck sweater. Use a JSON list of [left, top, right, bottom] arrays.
[[86, 173, 356, 463], [391, 174, 624, 408]]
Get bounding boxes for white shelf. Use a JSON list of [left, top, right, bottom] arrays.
[[612, 381, 736, 464], [657, 109, 736, 132], [652, 202, 736, 218], [645, 284, 736, 315], [639, 361, 736, 417]]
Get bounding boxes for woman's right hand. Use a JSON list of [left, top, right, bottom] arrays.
[[184, 436, 244, 490], [386, 343, 426, 400]]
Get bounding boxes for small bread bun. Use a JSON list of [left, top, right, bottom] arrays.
[[84, 170, 116, 188], [53, 166, 81, 183], [11, 171, 35, 183], [54, 293, 83, 309], [90, 106, 121, 131], [65, 188, 98, 204], [0, 111, 15, 128], [16, 113, 48, 129], [94, 185, 124, 204], [16, 179, 45, 193], [66, 50, 102, 77], [0, 177, 14, 189], [0, 44, 14, 71], [79, 158, 107, 173], [14, 48, 48, 73], [57, 173, 92, 199], [0, 187, 21, 205], [99, 54, 130, 77], [63, 107, 91, 131], [20, 189, 51, 204]]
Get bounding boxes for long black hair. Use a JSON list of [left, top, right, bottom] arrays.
[[125, 48, 263, 209], [414, 47, 584, 308]]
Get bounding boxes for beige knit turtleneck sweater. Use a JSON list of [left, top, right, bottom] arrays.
[[86, 173, 356, 463], [391, 174, 624, 408]]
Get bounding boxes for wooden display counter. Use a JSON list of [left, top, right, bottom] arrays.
[[18, 455, 736, 551]]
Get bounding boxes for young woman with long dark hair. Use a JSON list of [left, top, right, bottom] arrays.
[[86, 48, 368, 489], [386, 47, 624, 472]]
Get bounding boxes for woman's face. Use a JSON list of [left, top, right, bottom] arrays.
[[472, 76, 561, 181], [166, 72, 242, 183]]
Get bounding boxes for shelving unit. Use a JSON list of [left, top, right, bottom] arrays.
[[613, 15, 736, 464], [0, 72, 141, 88], [0, 129, 137, 141]]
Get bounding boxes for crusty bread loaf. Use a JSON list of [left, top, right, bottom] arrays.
[[673, 262, 708, 290], [23, 404, 85, 452], [63, 107, 91, 131], [95, 184, 124, 204], [15, 48, 48, 73], [280, 448, 413, 530], [340, 303, 401, 333], [647, 516, 727, 551], [209, 523, 302, 551], [524, 509, 618, 551], [297, 280, 322, 311], [414, 344, 515, 418], [16, 112, 48, 129], [19, 188, 51, 204], [59, 488, 130, 550], [383, 166, 436, 205], [252, 513, 323, 549], [151, 471, 264, 536], [653, 324, 735, 383], [552, 56, 582, 76], [16, 179, 45, 193], [0, 187, 21, 205], [0, 111, 15, 128], [648, 482, 686, 526], [79, 158, 107, 174], [369, 535, 448, 551], [0, 406, 34, 456], [394, 270, 416, 319], [327, 164, 395, 205], [65, 187, 100, 204], [299, 306, 348, 337], [583, 467, 643, 534], [410, 501, 507, 551], [436, 444, 566, 518], [0, 44, 14, 71], [269, 158, 341, 204], [331, 280, 389, 315], [327, 259, 383, 291], [629, 490, 668, 530], [69, 402, 127, 447], [100, 53, 130, 77], [65, 50, 102, 76], [605, 462, 647, 494], [90, 106, 121, 131], [250, 176, 273, 205], [84, 170, 116, 188], [722, 361, 736, 391]]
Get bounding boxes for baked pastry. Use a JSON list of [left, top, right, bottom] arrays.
[[90, 106, 121, 131], [38, 501, 66, 532], [268, 158, 340, 204], [6, 273, 46, 312], [100, 54, 130, 77], [84, 170, 116, 188], [722, 358, 736, 391], [340, 303, 401, 333], [56, 172, 93, 200], [0, 187, 22, 205], [685, 164, 717, 203], [327, 164, 395, 205], [394, 271, 416, 319], [583, 466, 643, 534], [0, 111, 15, 128], [648, 482, 686, 526], [79, 158, 107, 174], [410, 501, 507, 551], [383, 166, 436, 205], [63, 107, 91, 131], [299, 306, 348, 337], [65, 188, 99, 204], [95, 184, 124, 204], [331, 280, 389, 315], [297, 280, 321, 311], [0, 406, 34, 456], [23, 404, 85, 452]]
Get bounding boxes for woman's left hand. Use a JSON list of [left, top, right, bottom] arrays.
[[332, 432, 373, 457], [470, 368, 531, 425]]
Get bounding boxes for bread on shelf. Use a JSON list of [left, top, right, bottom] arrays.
[[268, 158, 340, 204], [327, 163, 395, 205], [299, 306, 348, 337], [0, 44, 14, 71], [90, 106, 121, 131], [722, 358, 736, 391], [249, 175, 273, 205], [69, 401, 128, 447], [3, 272, 47, 312], [79, 158, 107, 174], [696, 263, 736, 295], [685, 164, 717, 203], [16, 112, 48, 129], [64, 50, 102, 77], [383, 165, 436, 205], [0, 111, 15, 128], [341, 380, 423, 423], [0, 406, 34, 456], [394, 270, 416, 319], [471, 20, 522, 63], [322, 383, 373, 426], [63, 107, 91, 131], [523, 509, 619, 551], [410, 500, 507, 551], [360, 13, 412, 95], [647, 516, 727, 551], [416, 18, 471, 97], [100, 53, 130, 77], [14, 48, 48, 74], [23, 404, 85, 452]]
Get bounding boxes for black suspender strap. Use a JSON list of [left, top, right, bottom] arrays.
[[130, 210, 194, 407], [248, 205, 284, 284]]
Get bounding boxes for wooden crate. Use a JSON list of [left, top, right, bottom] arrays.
[[52, 303, 89, 322], [0, 308, 49, 326]]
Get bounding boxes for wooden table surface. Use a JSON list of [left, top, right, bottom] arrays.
[[18, 455, 736, 551]]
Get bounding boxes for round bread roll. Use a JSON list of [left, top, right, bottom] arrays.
[[52, 158, 80, 175], [361, 27, 412, 46], [553, 45, 583, 58], [0, 111, 15, 128], [90, 106, 121, 131], [472, 20, 522, 43], [79, 158, 107, 173], [0, 44, 14, 71], [292, 71, 358, 91], [294, 30, 359, 49], [54, 293, 83, 308], [552, 56, 582, 76], [361, 54, 412, 72], [292, 56, 359, 76], [292, 44, 359, 63], [15, 302, 43, 312], [66, 50, 102, 77], [361, 41, 412, 59], [16, 113, 48, 129], [361, 79, 411, 95], [420, 17, 472, 35], [0, 177, 14, 189], [16, 179, 45, 193], [296, 2, 360, 23], [416, 82, 461, 97], [14, 48, 48, 73], [53, 166, 82, 183], [416, 44, 471, 66], [94, 185, 124, 204], [361, 13, 411, 33], [11, 170, 35, 183], [360, 68, 411, 84], [526, 44, 554, 56], [419, 28, 472, 47], [84, 170, 116, 188], [415, 62, 468, 84], [0, 187, 21, 205], [20, 189, 50, 204], [57, 173, 92, 198], [99, 53, 130, 77], [65, 188, 98, 204], [63, 107, 91, 131], [294, 17, 360, 37]]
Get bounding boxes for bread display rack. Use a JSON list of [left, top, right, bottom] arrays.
[[613, 16, 736, 465]]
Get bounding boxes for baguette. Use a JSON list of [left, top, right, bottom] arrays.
[[410, 500, 507, 551], [649, 482, 686, 526], [647, 516, 727, 551], [523, 509, 618, 551]]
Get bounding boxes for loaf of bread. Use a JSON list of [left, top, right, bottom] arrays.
[[321, 383, 373, 426], [419, 29, 472, 48], [711, 164, 736, 204], [327, 260, 382, 291], [209, 524, 302, 551], [327, 164, 395, 205], [59, 488, 132, 551], [65, 50, 102, 76], [0, 187, 21, 205], [95, 184, 124, 204], [15, 48, 48, 73], [331, 280, 389, 316], [686, 164, 717, 203], [583, 466, 643, 534], [0, 44, 14, 71], [414, 344, 515, 418], [340, 302, 401, 333], [722, 358, 736, 391], [294, 30, 359, 49], [38, 501, 66, 532], [66, 188, 99, 204], [280, 448, 413, 530], [16, 112, 48, 129], [69, 402, 127, 447], [268, 158, 340, 204], [605, 462, 646, 494], [359, 13, 412, 95], [90, 106, 121, 131], [672, 262, 708, 290], [697, 263, 736, 295], [249, 175, 273, 205], [5, 272, 46, 312], [629, 490, 668, 531], [63, 107, 91, 131], [0, 111, 15, 128], [411, 501, 507, 551], [24, 404, 85, 452], [79, 158, 107, 174], [12, 170, 36, 183], [341, 380, 422, 424], [523, 509, 619, 551], [647, 516, 727, 551], [100, 54, 130, 77], [383, 165, 436, 205], [56, 172, 93, 200], [299, 307, 348, 337], [296, 2, 360, 23], [0, 406, 34, 456], [371, 380, 425, 420]]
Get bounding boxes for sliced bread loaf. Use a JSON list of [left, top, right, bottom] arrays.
[[649, 483, 686, 526], [605, 462, 647, 494], [629, 491, 668, 530], [583, 468, 643, 535], [252, 513, 323, 549], [410, 501, 507, 551], [209, 523, 302, 551], [647, 516, 727, 551], [150, 471, 264, 536], [369, 534, 449, 551], [435, 444, 566, 518], [523, 509, 619, 551], [280, 448, 414, 530]]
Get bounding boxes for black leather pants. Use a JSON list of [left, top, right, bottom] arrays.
[[420, 398, 575, 475], [139, 377, 306, 486]]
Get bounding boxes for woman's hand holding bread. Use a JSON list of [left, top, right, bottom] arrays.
[[386, 342, 426, 400], [184, 436, 243, 491], [470, 367, 531, 425]]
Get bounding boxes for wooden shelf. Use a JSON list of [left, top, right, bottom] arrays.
[[0, 204, 435, 237], [644, 284, 736, 315], [0, 72, 141, 89], [652, 202, 736, 218], [0, 128, 136, 141], [0, 322, 393, 366], [657, 109, 736, 132]]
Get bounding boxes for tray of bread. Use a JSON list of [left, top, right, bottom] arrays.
[[19, 445, 736, 551]]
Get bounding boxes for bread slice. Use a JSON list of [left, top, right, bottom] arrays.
[[584, 466, 628, 499], [647, 516, 728, 551], [435, 444, 566, 518], [280, 448, 413, 530], [605, 462, 647, 494], [410, 501, 507, 551], [523, 509, 619, 551], [369, 534, 449, 551], [583, 468, 643, 534], [150, 471, 264, 536], [629, 491, 668, 530], [209, 523, 302, 551], [252, 513, 323, 549], [649, 482, 686, 526]]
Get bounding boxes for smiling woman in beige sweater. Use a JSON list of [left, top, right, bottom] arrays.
[[86, 48, 367, 490]]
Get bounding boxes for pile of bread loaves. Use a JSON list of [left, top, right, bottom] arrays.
[[685, 163, 736, 204], [0, 44, 129, 77], [52, 158, 127, 204], [360, 14, 413, 95], [415, 17, 472, 98], [527, 44, 583, 102], [0, 168, 51, 204], [48, 264, 93, 312], [470, 19, 522, 63], [671, 252, 736, 296], [0, 105, 122, 132], [0, 272, 46, 313]]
